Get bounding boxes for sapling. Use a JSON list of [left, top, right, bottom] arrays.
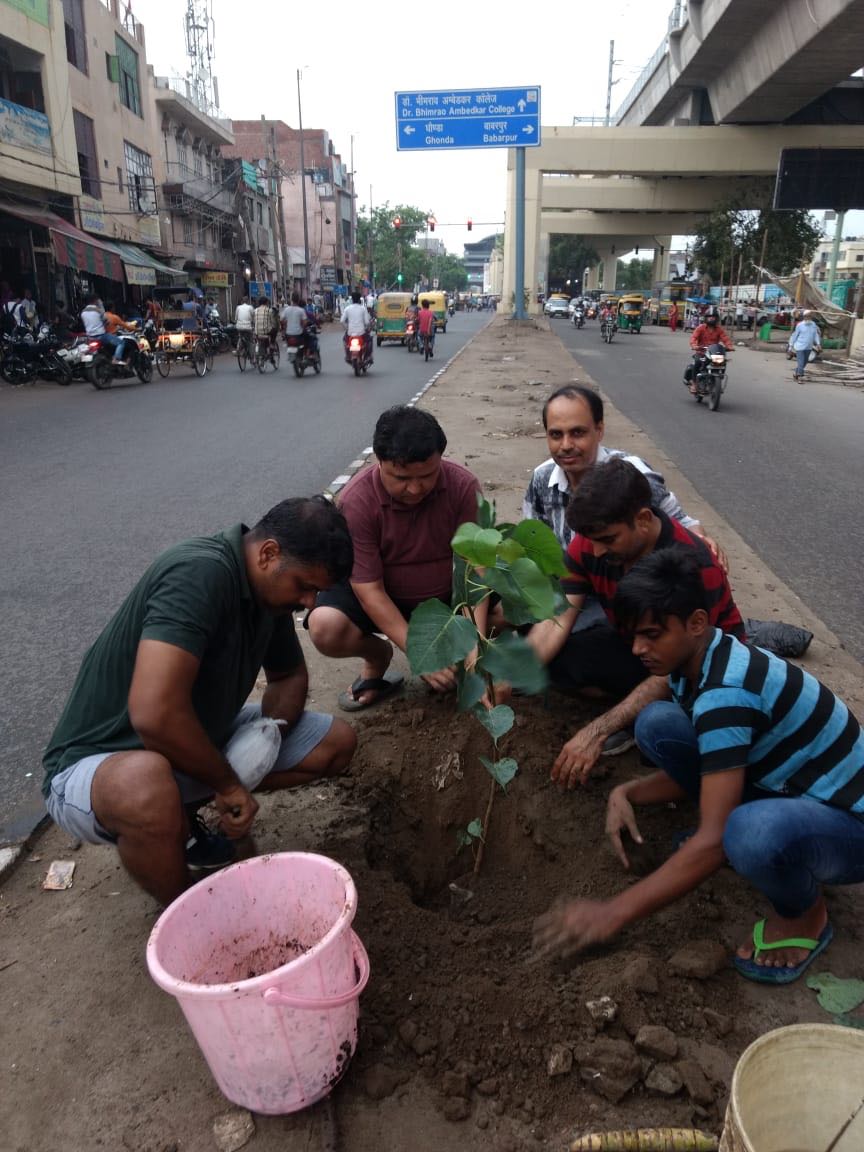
[[406, 495, 566, 872]]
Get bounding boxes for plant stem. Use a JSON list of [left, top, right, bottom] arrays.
[[473, 777, 496, 875]]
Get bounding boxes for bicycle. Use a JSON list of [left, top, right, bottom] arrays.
[[236, 330, 254, 372], [420, 331, 434, 361], [254, 335, 280, 373]]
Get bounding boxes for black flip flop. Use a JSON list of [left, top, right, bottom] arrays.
[[337, 670, 404, 712]]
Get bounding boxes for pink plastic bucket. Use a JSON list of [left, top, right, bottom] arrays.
[[146, 852, 369, 1114]]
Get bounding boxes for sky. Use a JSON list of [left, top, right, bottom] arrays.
[[134, 0, 862, 262]]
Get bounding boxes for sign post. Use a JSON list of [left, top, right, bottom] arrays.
[[394, 86, 540, 318]]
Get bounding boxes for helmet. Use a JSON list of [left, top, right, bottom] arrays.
[[705, 308, 719, 325]]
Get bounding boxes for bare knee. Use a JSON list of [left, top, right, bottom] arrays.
[[307, 606, 363, 657], [92, 750, 183, 838], [327, 718, 357, 775]]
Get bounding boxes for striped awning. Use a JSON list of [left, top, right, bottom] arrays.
[[109, 241, 187, 286], [0, 200, 124, 282]]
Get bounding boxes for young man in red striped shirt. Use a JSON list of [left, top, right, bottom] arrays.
[[521, 457, 744, 788]]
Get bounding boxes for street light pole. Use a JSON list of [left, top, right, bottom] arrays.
[[297, 68, 311, 299]]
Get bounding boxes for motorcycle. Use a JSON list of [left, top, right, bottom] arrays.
[[405, 317, 418, 353], [284, 328, 321, 378], [573, 307, 585, 329], [600, 315, 616, 344], [82, 329, 153, 389], [205, 321, 232, 354], [0, 325, 72, 385], [55, 333, 96, 382], [685, 343, 729, 411], [345, 333, 373, 376]]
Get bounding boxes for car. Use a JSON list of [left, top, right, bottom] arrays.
[[543, 296, 570, 318]]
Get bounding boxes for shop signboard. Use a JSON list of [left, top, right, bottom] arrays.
[[0, 97, 51, 154], [320, 265, 337, 286], [124, 264, 156, 286], [202, 271, 230, 288], [79, 198, 106, 234]]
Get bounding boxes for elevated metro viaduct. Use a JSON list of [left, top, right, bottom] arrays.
[[503, 124, 864, 312]]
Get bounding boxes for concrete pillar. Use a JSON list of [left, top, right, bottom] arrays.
[[601, 252, 619, 292], [585, 264, 600, 292], [652, 237, 672, 284], [502, 160, 543, 315]]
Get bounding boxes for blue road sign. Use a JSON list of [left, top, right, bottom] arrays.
[[395, 86, 541, 152]]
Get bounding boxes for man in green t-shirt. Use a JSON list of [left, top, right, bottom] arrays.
[[43, 497, 356, 905]]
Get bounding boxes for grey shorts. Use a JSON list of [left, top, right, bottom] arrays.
[[44, 704, 333, 846]]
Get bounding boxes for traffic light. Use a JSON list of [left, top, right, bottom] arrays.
[[397, 272, 403, 283], [428, 218, 435, 232], [467, 218, 472, 232], [393, 216, 401, 229]]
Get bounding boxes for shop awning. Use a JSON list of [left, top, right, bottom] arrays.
[[109, 241, 187, 287], [0, 199, 124, 282]]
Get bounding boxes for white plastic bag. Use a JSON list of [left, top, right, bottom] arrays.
[[223, 717, 283, 789]]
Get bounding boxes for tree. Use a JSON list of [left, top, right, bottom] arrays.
[[355, 202, 467, 291], [691, 187, 822, 286], [616, 258, 653, 292], [547, 235, 599, 295]]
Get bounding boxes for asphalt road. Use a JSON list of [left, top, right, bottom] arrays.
[[0, 312, 489, 842], [555, 315, 864, 664]]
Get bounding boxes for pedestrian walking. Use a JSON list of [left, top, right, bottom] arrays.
[[668, 301, 679, 333], [787, 310, 821, 383]]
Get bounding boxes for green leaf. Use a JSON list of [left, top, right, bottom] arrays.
[[456, 828, 471, 849], [482, 557, 558, 623], [472, 704, 515, 742], [508, 519, 568, 577], [806, 973, 864, 1016], [456, 668, 486, 712], [452, 522, 503, 567], [480, 755, 519, 791], [406, 599, 478, 675], [452, 555, 491, 608], [466, 818, 484, 839], [477, 632, 548, 694], [496, 538, 526, 565], [476, 493, 496, 529]]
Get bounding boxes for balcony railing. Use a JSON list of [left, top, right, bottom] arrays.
[[162, 162, 233, 216], [613, 1, 689, 123]]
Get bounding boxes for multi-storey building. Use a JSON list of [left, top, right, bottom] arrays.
[[226, 120, 355, 300]]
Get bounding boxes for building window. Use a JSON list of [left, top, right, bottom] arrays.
[[177, 144, 188, 171], [183, 219, 194, 245], [124, 139, 155, 213], [62, 0, 88, 74], [115, 34, 141, 117], [257, 202, 263, 224], [73, 110, 100, 198], [193, 150, 203, 177], [856, 255, 863, 263]]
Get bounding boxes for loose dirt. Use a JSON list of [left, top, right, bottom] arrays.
[[3, 317, 863, 1152]]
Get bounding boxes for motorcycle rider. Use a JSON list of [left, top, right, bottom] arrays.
[[79, 295, 125, 364], [342, 289, 373, 364], [685, 307, 734, 394], [280, 292, 311, 358]]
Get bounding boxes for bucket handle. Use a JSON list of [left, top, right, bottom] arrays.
[[262, 932, 370, 1011]]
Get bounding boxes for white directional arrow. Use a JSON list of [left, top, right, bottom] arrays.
[[522, 124, 535, 134], [517, 99, 526, 112], [403, 125, 415, 135]]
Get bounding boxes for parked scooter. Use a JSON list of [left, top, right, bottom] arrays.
[[344, 333, 373, 376], [82, 329, 153, 389], [685, 343, 729, 412]]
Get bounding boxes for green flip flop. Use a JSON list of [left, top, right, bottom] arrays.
[[733, 918, 834, 985]]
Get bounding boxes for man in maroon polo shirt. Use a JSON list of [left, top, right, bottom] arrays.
[[521, 457, 744, 786], [307, 406, 486, 710]]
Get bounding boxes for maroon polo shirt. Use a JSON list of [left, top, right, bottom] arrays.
[[338, 459, 481, 609]]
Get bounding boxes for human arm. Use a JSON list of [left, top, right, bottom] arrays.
[[261, 663, 309, 729], [605, 772, 689, 867], [534, 768, 744, 958], [551, 675, 670, 788], [128, 639, 257, 837]]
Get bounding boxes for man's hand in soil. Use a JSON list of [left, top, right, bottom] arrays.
[[214, 782, 259, 838], [422, 667, 457, 693], [551, 722, 605, 788], [606, 784, 643, 869], [532, 899, 621, 960]]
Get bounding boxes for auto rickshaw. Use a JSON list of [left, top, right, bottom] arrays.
[[617, 294, 644, 334], [419, 290, 447, 332], [375, 291, 414, 347]]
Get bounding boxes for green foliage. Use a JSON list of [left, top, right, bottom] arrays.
[[355, 201, 468, 291], [547, 235, 600, 294], [691, 188, 823, 282], [456, 818, 484, 850], [406, 599, 477, 674], [473, 704, 515, 743], [477, 632, 548, 694], [617, 258, 653, 292], [480, 755, 519, 791]]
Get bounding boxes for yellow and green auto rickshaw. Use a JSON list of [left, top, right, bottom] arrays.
[[375, 292, 414, 346], [419, 290, 448, 333], [617, 294, 644, 333]]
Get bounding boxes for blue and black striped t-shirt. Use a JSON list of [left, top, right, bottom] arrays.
[[671, 629, 864, 814]]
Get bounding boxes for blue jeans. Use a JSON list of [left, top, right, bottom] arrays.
[[98, 333, 124, 361], [635, 701, 864, 918], [795, 348, 810, 377]]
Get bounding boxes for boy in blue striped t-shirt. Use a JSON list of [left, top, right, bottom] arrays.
[[533, 547, 864, 984]]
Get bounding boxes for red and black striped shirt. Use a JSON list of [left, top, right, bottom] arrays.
[[561, 512, 745, 639]]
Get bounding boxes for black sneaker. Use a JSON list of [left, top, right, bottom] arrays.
[[185, 810, 235, 871], [600, 728, 636, 757]]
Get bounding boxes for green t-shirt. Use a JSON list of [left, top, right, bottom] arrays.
[[42, 524, 302, 795]]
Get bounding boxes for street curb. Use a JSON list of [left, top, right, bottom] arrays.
[[322, 320, 494, 500]]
